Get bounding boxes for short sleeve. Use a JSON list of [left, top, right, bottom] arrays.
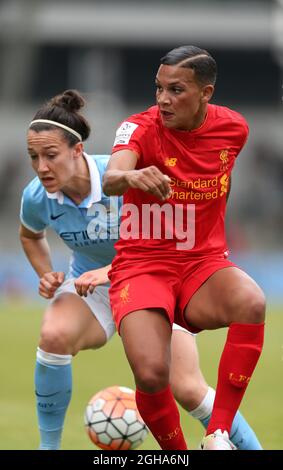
[[235, 116, 249, 156], [20, 180, 48, 233], [240, 120, 249, 150], [112, 114, 151, 157]]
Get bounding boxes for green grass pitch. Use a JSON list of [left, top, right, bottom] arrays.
[[0, 301, 282, 449]]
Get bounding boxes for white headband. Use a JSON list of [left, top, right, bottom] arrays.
[[29, 119, 82, 141]]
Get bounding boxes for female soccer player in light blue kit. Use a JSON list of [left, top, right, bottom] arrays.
[[19, 89, 262, 450]]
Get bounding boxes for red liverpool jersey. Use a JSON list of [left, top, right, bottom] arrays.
[[112, 104, 249, 256]]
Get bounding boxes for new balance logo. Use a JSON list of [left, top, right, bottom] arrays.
[[50, 212, 65, 220], [165, 157, 177, 167]]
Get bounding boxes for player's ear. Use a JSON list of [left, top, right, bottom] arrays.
[[201, 85, 214, 103], [73, 142, 83, 159]]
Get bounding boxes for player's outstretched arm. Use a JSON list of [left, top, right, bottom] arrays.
[[19, 224, 53, 277], [102, 149, 139, 196], [19, 224, 65, 298], [103, 150, 171, 200]]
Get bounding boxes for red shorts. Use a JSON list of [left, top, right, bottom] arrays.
[[108, 251, 236, 334]]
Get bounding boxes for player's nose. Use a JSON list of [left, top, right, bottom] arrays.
[[157, 90, 171, 106], [37, 157, 49, 173]]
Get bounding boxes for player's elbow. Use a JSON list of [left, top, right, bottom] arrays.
[[19, 228, 31, 246]]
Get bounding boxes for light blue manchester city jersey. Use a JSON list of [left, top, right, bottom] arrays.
[[20, 154, 121, 277]]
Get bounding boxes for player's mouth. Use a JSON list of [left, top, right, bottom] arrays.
[[41, 177, 56, 187], [160, 110, 174, 121]]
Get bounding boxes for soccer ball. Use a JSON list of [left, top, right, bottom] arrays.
[[84, 385, 149, 450]]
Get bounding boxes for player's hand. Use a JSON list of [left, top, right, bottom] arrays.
[[39, 271, 65, 299], [75, 266, 110, 297], [126, 166, 172, 201]]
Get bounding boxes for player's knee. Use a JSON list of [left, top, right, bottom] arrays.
[[241, 289, 266, 324], [249, 291, 266, 323], [227, 286, 266, 325], [134, 361, 169, 393], [39, 326, 75, 355]]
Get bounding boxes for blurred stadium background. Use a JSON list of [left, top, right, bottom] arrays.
[[0, 0, 282, 450]]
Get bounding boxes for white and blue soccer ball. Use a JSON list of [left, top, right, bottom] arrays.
[[85, 385, 148, 450]]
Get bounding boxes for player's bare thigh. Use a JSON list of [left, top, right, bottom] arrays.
[[184, 266, 266, 331], [39, 292, 107, 355], [120, 309, 172, 392]]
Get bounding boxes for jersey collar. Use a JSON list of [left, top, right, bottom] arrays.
[[46, 152, 102, 207]]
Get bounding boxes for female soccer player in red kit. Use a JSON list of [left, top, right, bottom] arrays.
[[103, 45, 265, 450]]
